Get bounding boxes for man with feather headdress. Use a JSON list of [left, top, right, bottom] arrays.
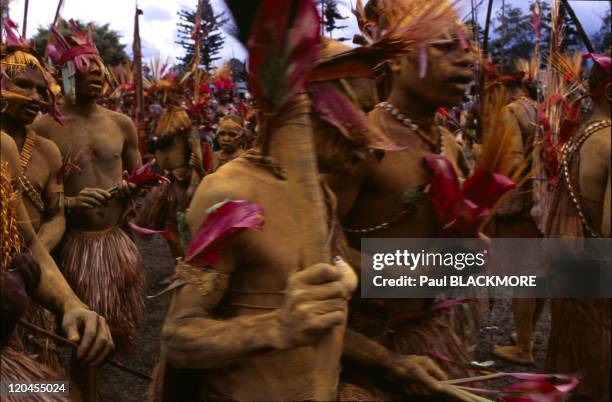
[[1, 19, 69, 373], [545, 52, 611, 402], [325, 0, 479, 380], [29, 19, 143, 400], [0, 132, 114, 401], [153, 1, 470, 399]]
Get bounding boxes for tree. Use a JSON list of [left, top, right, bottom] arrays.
[[318, 0, 349, 41], [31, 19, 128, 66], [175, 0, 226, 71], [490, 3, 533, 63], [592, 8, 611, 53]]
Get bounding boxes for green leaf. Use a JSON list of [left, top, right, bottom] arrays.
[[401, 182, 428, 205], [147, 278, 188, 299]]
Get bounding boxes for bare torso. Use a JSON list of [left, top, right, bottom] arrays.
[[163, 157, 342, 400], [328, 109, 463, 316], [32, 105, 138, 231], [578, 122, 611, 235]]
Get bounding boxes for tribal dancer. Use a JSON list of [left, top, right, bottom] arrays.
[[152, 2, 465, 398], [1, 20, 66, 371], [211, 115, 244, 172], [325, 0, 476, 379], [484, 64, 545, 366], [1, 131, 114, 401], [137, 72, 205, 259], [30, 20, 143, 400], [545, 53, 611, 402]]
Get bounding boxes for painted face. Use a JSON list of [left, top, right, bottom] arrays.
[[3, 67, 48, 124], [217, 129, 241, 152], [74, 57, 105, 99], [390, 24, 474, 108]]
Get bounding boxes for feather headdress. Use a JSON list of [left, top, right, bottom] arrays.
[[47, 19, 106, 103], [1, 20, 63, 124], [213, 61, 233, 92]]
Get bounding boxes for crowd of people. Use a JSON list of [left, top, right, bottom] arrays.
[[1, 0, 610, 401]]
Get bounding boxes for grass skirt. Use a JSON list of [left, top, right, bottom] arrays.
[[0, 345, 67, 401], [60, 227, 143, 352]]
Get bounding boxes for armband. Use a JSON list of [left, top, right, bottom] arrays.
[[175, 260, 229, 297]]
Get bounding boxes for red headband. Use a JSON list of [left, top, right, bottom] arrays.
[[57, 44, 99, 66]]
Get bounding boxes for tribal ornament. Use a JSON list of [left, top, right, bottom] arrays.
[[1, 161, 23, 271], [47, 19, 107, 103], [1, 20, 63, 124]]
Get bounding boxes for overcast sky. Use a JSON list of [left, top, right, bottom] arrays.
[[7, 0, 610, 66]]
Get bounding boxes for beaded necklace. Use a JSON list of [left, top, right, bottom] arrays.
[[18, 130, 45, 213], [560, 119, 612, 237], [342, 103, 444, 234]]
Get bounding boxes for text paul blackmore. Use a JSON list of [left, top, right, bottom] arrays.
[[370, 249, 537, 288]]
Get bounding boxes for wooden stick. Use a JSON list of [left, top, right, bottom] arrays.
[[17, 319, 153, 381], [481, 0, 494, 59], [21, 0, 29, 37], [560, 0, 595, 53]]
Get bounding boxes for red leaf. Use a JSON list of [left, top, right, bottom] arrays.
[[247, 0, 321, 111], [128, 222, 177, 244], [56, 162, 82, 183], [128, 158, 169, 188], [184, 200, 265, 266], [425, 155, 516, 236], [308, 82, 407, 151]]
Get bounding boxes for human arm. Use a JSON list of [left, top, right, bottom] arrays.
[[161, 175, 355, 369], [343, 328, 471, 401], [37, 140, 65, 251], [1, 133, 114, 365], [114, 113, 142, 198]]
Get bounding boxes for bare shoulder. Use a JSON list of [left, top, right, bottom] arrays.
[[103, 108, 135, 129], [186, 158, 259, 229], [581, 125, 611, 163], [30, 114, 62, 139], [0, 131, 22, 174], [35, 136, 63, 166]]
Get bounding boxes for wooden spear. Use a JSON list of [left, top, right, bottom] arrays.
[[17, 319, 153, 381], [560, 0, 595, 53], [21, 0, 28, 37]]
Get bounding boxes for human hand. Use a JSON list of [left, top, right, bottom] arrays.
[[392, 355, 473, 402], [61, 302, 114, 366], [68, 187, 112, 209], [273, 260, 356, 349], [114, 170, 136, 198]]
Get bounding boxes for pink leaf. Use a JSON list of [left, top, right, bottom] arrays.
[[583, 53, 611, 73], [128, 222, 165, 235], [184, 200, 265, 266]]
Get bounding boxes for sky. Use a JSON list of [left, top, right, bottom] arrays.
[[6, 0, 611, 67]]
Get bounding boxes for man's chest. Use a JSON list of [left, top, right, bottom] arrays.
[[55, 120, 124, 165]]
